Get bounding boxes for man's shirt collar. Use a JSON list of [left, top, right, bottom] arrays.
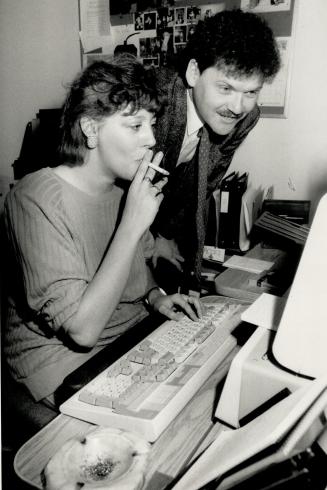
[[186, 90, 203, 137]]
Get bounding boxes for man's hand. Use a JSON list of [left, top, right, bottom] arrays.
[[152, 235, 185, 271]]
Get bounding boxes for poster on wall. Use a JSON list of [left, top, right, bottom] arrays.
[[258, 37, 290, 108], [79, 0, 111, 53], [241, 0, 291, 13]]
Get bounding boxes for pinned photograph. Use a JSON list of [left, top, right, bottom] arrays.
[[186, 24, 196, 41], [134, 12, 144, 30], [174, 25, 187, 43], [157, 7, 168, 28], [167, 8, 175, 26], [143, 11, 157, 30], [139, 36, 161, 57], [159, 27, 174, 65], [186, 6, 201, 23], [175, 7, 186, 25]]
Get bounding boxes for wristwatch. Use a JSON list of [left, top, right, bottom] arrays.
[[145, 286, 167, 306]]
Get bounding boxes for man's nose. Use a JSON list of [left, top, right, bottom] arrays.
[[227, 92, 244, 115]]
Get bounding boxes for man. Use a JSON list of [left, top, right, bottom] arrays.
[[151, 8, 280, 292]]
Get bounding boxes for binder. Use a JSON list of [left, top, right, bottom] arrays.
[[218, 172, 248, 250], [217, 171, 238, 249]]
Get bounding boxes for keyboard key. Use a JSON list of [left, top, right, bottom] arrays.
[[95, 395, 114, 408], [78, 389, 96, 405], [175, 343, 197, 363]]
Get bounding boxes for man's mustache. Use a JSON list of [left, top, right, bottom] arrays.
[[218, 110, 243, 119]]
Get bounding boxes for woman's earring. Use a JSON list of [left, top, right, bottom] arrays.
[[87, 135, 98, 149]]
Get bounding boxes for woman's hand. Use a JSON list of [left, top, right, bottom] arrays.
[[152, 235, 184, 271], [151, 292, 203, 321], [122, 150, 168, 238]]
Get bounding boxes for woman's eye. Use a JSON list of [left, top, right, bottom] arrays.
[[131, 124, 142, 131]]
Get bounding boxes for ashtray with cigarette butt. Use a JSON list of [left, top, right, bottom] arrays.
[[43, 426, 150, 490]]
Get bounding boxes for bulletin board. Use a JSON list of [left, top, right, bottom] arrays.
[[239, 0, 298, 118], [78, 0, 298, 118]]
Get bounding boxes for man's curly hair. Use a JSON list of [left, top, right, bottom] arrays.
[[179, 9, 280, 82]]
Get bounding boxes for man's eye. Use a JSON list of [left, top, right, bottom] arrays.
[[246, 90, 260, 98], [217, 85, 231, 94]]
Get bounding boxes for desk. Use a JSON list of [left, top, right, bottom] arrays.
[[14, 348, 237, 489], [13, 244, 295, 488]]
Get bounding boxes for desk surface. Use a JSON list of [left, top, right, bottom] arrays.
[[14, 244, 301, 488], [14, 348, 236, 489]]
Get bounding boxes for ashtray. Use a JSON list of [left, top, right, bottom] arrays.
[[43, 426, 150, 489]]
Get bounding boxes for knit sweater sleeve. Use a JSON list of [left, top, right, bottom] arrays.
[[4, 183, 88, 333]]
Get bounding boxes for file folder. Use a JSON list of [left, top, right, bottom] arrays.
[[254, 211, 309, 246]]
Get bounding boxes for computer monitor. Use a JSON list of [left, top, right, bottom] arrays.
[[272, 193, 327, 378]]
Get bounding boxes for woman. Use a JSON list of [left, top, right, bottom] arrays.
[[3, 55, 201, 405]]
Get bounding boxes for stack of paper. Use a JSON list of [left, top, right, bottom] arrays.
[[223, 255, 274, 274]]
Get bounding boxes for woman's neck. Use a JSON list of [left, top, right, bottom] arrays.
[[53, 162, 114, 196]]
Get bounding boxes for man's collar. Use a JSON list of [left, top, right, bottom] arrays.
[[186, 90, 203, 137]]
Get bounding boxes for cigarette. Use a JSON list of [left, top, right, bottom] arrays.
[[148, 163, 170, 176]]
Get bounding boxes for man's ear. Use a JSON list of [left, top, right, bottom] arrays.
[[185, 59, 200, 87], [80, 116, 98, 138]]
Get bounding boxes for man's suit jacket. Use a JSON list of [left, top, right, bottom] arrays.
[[152, 67, 260, 269]]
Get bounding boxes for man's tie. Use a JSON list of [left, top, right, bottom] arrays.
[[193, 126, 210, 286]]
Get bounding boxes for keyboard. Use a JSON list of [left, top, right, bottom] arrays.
[[60, 296, 248, 441]]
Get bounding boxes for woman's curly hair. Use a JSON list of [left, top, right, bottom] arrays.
[[179, 9, 280, 82], [59, 54, 164, 165]]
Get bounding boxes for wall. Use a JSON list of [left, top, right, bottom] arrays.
[[0, 0, 81, 205], [0, 0, 327, 219], [230, 0, 327, 220]]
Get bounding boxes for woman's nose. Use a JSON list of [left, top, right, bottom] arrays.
[[144, 126, 156, 148]]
